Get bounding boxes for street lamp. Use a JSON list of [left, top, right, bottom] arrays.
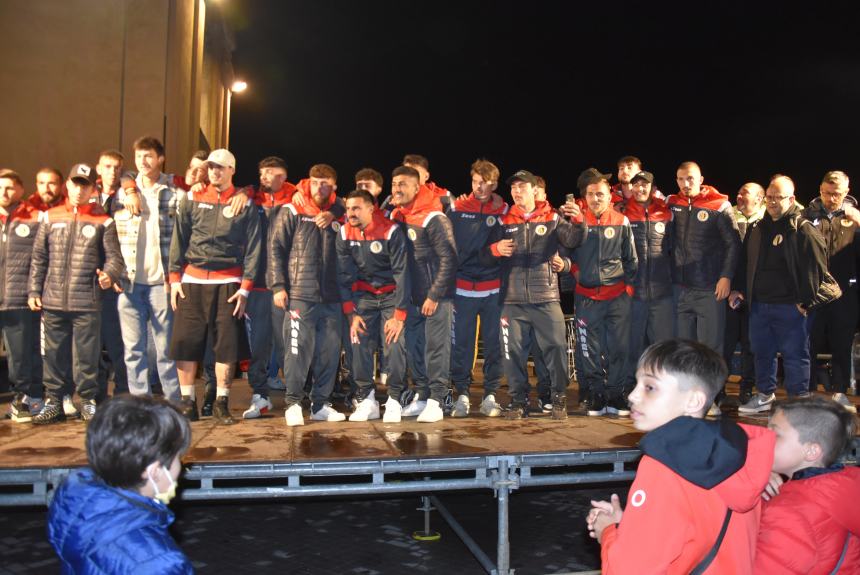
[[231, 80, 247, 93], [224, 80, 248, 148]]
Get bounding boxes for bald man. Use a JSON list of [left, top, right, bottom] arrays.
[[731, 176, 828, 413]]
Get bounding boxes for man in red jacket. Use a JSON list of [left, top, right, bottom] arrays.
[[587, 339, 774, 574]]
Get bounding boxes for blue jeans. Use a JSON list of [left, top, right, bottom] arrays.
[[117, 283, 180, 401], [749, 301, 810, 396]]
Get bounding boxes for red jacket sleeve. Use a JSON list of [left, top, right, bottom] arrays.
[[754, 499, 818, 574]]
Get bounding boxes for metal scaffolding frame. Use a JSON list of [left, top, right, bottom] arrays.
[[0, 448, 641, 575]]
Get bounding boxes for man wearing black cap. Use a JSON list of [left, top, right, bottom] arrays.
[[488, 170, 587, 419], [28, 163, 125, 424], [623, 171, 675, 394]]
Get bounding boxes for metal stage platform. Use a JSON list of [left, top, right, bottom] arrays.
[[1, 384, 857, 575]]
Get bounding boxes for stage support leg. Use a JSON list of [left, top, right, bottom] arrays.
[[494, 458, 517, 575]]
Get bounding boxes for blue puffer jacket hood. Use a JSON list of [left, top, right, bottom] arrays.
[[48, 468, 193, 574]]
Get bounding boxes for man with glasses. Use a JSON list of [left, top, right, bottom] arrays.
[[803, 171, 860, 412], [731, 176, 828, 413]]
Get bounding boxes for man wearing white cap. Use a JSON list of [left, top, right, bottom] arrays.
[[168, 149, 262, 425]]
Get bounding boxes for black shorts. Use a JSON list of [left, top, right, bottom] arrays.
[[169, 283, 251, 363]]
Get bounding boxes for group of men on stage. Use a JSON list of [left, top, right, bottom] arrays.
[[1, 142, 857, 427]]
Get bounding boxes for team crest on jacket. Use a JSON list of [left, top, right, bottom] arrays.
[[654, 222, 665, 233], [604, 227, 615, 239], [697, 211, 709, 222], [773, 234, 783, 246], [407, 228, 418, 241], [841, 219, 854, 227], [370, 240, 382, 253], [14, 224, 30, 237], [222, 205, 234, 218], [535, 224, 547, 236], [81, 225, 96, 239], [332, 221, 341, 232], [486, 215, 496, 226]]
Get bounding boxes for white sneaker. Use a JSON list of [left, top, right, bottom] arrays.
[[63, 395, 79, 417], [417, 399, 444, 423], [383, 398, 402, 423], [284, 403, 304, 427], [380, 373, 388, 386], [833, 393, 858, 414], [242, 394, 273, 419], [311, 403, 346, 422], [480, 394, 502, 417], [451, 395, 470, 418], [401, 396, 427, 417], [349, 396, 380, 421]]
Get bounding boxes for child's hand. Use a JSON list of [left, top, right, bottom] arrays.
[[761, 471, 785, 501], [587, 494, 624, 543]]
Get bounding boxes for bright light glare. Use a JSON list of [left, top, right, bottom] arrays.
[[231, 80, 248, 93]]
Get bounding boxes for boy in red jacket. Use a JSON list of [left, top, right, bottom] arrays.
[[586, 339, 775, 574], [756, 396, 860, 573]]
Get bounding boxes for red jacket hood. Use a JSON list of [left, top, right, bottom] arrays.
[[294, 178, 337, 214], [453, 193, 508, 215], [0, 201, 40, 224], [669, 185, 729, 210], [506, 199, 555, 222], [713, 424, 776, 512], [255, 181, 297, 206], [392, 184, 444, 219], [61, 198, 106, 216]]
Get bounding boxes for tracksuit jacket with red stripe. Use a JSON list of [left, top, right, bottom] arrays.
[[667, 185, 740, 289], [251, 181, 297, 290], [168, 184, 261, 291], [390, 185, 458, 304], [624, 196, 674, 301], [755, 464, 860, 574], [335, 212, 411, 321], [448, 195, 509, 294], [267, 187, 344, 304], [0, 201, 44, 310], [486, 200, 587, 304], [570, 207, 637, 300]]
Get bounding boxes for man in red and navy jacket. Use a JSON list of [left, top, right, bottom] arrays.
[[390, 165, 458, 423], [569, 173, 638, 418], [168, 149, 261, 425], [668, 162, 740, 356], [337, 189, 411, 423], [268, 164, 346, 426], [623, 171, 674, 396], [487, 170, 587, 419]]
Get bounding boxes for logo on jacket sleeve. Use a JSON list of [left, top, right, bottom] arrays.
[[697, 210, 709, 222], [332, 221, 341, 233], [535, 224, 547, 236], [841, 218, 854, 227], [370, 241, 383, 253], [486, 215, 496, 226], [81, 224, 96, 239], [407, 228, 418, 241], [14, 224, 31, 238], [222, 205, 234, 218], [630, 489, 646, 507], [604, 227, 616, 239], [773, 234, 783, 246], [654, 222, 665, 233]]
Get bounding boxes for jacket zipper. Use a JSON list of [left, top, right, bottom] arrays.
[[0, 218, 7, 304], [645, 208, 651, 300], [63, 209, 78, 310]]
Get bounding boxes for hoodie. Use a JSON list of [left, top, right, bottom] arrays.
[[755, 464, 860, 574], [600, 417, 775, 574], [48, 468, 192, 575]]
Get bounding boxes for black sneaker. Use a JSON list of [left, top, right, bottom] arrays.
[[587, 394, 607, 417], [738, 385, 753, 407], [441, 388, 454, 416], [201, 401, 213, 417], [551, 393, 568, 420], [605, 395, 630, 417], [213, 397, 236, 425], [504, 402, 529, 420], [539, 394, 552, 414], [9, 393, 32, 423], [80, 399, 97, 422], [33, 398, 66, 425], [179, 396, 199, 421]]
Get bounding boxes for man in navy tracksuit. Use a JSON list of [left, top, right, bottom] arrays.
[[487, 170, 587, 419], [570, 174, 638, 417], [448, 159, 508, 418], [390, 165, 458, 423], [337, 189, 411, 422], [623, 171, 674, 396]]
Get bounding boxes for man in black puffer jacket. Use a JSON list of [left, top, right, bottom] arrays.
[[28, 164, 125, 424]]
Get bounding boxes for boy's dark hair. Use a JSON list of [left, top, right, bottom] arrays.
[[354, 167, 383, 187], [774, 396, 857, 466], [309, 163, 337, 182], [0, 169, 24, 187], [346, 189, 375, 205], [637, 339, 727, 413], [258, 156, 287, 171], [132, 136, 165, 158], [402, 154, 429, 170], [86, 395, 191, 490], [535, 175, 546, 190], [191, 150, 209, 163], [392, 165, 420, 181], [617, 155, 642, 168]]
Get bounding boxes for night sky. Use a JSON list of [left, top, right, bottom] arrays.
[[227, 1, 860, 206]]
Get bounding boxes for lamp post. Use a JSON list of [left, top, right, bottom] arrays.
[[224, 80, 247, 148]]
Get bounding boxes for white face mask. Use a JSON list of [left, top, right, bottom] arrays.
[[148, 468, 177, 505]]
